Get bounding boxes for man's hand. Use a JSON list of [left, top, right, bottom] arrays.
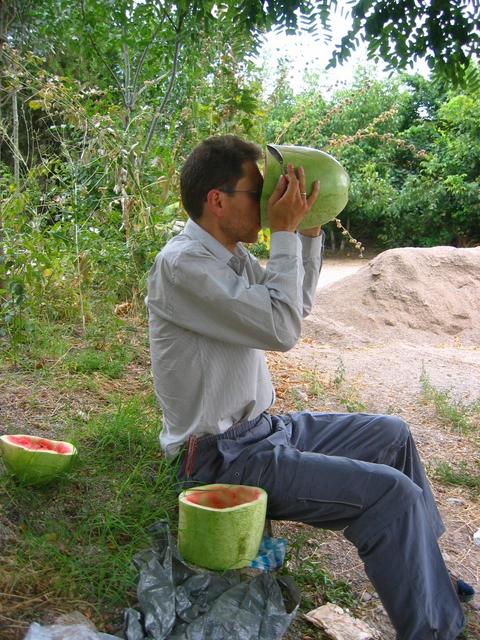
[[267, 163, 320, 234]]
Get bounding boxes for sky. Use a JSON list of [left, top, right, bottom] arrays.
[[256, 2, 430, 95]]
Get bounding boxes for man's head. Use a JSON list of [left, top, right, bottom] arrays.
[[180, 135, 261, 221]]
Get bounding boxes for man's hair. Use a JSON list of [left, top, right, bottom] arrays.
[[180, 135, 261, 220]]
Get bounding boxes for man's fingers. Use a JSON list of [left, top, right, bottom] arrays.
[[268, 174, 287, 204], [307, 179, 320, 207], [285, 163, 299, 189], [298, 166, 307, 199]]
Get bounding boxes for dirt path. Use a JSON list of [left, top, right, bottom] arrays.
[[278, 255, 480, 639]]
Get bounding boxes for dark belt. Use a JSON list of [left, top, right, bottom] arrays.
[[182, 413, 265, 478]]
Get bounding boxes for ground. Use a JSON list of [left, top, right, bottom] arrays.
[[279, 255, 480, 639], [0, 253, 479, 639]]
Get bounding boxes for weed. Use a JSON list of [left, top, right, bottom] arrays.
[[333, 358, 346, 387], [288, 558, 357, 611], [339, 398, 366, 413], [287, 388, 307, 411], [433, 461, 480, 497], [282, 531, 357, 613], [303, 369, 327, 400], [420, 368, 478, 434]]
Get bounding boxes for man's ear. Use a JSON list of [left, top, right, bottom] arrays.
[[205, 188, 226, 219]]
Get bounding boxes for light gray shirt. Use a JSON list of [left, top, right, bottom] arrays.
[[147, 219, 324, 456]]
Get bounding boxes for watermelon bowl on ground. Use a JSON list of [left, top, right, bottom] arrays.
[[0, 434, 77, 485], [178, 484, 268, 571]]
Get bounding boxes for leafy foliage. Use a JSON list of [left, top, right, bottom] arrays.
[[329, 0, 480, 87]]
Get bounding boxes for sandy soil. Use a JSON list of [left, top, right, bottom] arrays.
[[279, 251, 480, 639]]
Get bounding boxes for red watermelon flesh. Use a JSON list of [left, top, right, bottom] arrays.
[[7, 435, 72, 454], [185, 485, 261, 509]]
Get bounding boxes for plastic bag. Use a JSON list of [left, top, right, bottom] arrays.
[[124, 520, 300, 640], [249, 536, 288, 572], [23, 621, 121, 640]]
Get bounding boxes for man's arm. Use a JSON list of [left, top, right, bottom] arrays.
[[147, 234, 305, 352], [249, 167, 324, 318], [299, 228, 325, 317], [249, 228, 325, 318]]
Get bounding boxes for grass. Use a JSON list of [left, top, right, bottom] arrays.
[[420, 367, 480, 434], [433, 460, 480, 497], [0, 396, 179, 635], [331, 359, 366, 413], [281, 529, 359, 640], [0, 312, 178, 637], [287, 559, 357, 612]]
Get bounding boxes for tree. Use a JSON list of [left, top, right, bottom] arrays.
[[328, 0, 480, 86]]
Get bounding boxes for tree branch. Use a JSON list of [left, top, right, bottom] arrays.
[[132, 13, 167, 97], [140, 10, 185, 166], [80, 0, 125, 100]]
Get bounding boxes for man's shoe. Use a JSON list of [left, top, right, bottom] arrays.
[[450, 573, 475, 603]]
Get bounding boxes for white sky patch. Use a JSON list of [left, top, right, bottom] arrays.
[[255, 3, 431, 96]]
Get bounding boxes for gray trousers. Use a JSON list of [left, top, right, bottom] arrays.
[[177, 412, 465, 640]]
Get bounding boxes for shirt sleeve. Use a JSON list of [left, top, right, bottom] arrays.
[[299, 230, 325, 317], [249, 230, 325, 318], [147, 232, 305, 352]]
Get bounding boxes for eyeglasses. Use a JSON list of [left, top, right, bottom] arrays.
[[218, 188, 261, 202]]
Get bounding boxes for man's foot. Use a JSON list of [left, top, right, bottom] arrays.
[[450, 573, 475, 603]]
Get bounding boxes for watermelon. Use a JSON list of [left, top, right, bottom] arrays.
[[260, 144, 350, 230], [178, 484, 267, 571], [0, 434, 77, 485]]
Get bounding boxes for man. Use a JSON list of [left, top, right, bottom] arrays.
[[147, 135, 471, 640]]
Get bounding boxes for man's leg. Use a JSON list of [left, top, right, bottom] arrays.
[[211, 412, 465, 640], [283, 411, 445, 537]]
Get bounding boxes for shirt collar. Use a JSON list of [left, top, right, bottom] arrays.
[[183, 219, 247, 275]]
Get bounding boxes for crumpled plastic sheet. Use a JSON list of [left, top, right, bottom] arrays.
[[123, 520, 300, 640]]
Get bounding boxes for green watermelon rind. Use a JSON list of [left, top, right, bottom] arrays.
[[260, 144, 350, 230], [178, 483, 268, 571], [0, 434, 77, 485]]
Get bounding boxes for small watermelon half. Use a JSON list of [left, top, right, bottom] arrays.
[[178, 483, 267, 571], [0, 434, 77, 485]]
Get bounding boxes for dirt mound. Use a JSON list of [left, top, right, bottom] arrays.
[[305, 246, 480, 345]]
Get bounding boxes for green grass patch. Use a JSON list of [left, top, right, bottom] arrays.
[[65, 344, 133, 379], [290, 559, 358, 611], [433, 461, 480, 497], [0, 396, 178, 619], [420, 369, 479, 434], [0, 311, 146, 390], [303, 369, 327, 401], [282, 531, 357, 613]]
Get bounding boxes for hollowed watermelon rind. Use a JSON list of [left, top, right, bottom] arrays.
[[0, 434, 77, 485], [178, 483, 267, 571], [260, 144, 350, 230]]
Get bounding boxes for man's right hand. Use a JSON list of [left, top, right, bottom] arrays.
[[267, 163, 320, 233]]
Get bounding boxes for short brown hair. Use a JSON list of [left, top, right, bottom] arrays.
[[180, 135, 261, 220]]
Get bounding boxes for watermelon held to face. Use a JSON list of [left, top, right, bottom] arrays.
[[260, 144, 350, 230], [178, 484, 267, 571], [0, 434, 77, 485]]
